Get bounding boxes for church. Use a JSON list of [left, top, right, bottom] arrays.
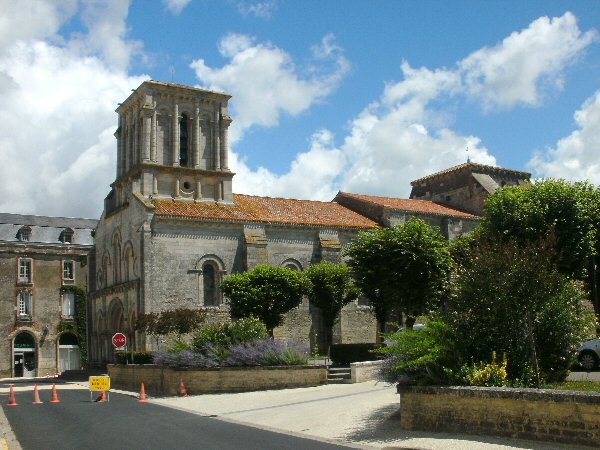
[[88, 80, 530, 366]]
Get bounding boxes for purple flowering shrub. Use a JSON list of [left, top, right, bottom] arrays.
[[223, 339, 309, 366], [152, 339, 309, 368]]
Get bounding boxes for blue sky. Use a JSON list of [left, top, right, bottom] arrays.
[[1, 1, 599, 218]]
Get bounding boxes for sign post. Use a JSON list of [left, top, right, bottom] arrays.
[[89, 376, 110, 402], [112, 333, 127, 350]]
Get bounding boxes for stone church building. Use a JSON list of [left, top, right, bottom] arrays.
[[88, 80, 530, 366]]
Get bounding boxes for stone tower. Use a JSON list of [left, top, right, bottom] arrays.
[[105, 80, 233, 214]]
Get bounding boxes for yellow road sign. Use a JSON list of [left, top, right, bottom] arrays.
[[89, 376, 110, 392]]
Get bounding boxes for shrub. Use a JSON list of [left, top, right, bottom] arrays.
[[152, 339, 308, 368], [223, 339, 309, 366], [114, 351, 154, 365], [330, 343, 383, 365], [191, 317, 269, 363], [456, 352, 509, 387], [376, 320, 460, 385]]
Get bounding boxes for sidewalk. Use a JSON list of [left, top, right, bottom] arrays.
[[152, 381, 579, 450]]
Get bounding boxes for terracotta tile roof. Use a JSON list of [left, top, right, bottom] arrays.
[[338, 192, 480, 219], [152, 194, 379, 229]]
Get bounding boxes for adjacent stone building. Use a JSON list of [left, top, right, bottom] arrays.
[[0, 213, 96, 377], [88, 80, 531, 366]]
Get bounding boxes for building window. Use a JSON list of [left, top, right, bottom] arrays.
[[202, 262, 219, 306], [18, 226, 31, 241], [63, 260, 74, 281], [18, 291, 32, 318], [179, 114, 188, 166], [62, 292, 75, 318], [61, 228, 74, 244], [18, 258, 32, 283]]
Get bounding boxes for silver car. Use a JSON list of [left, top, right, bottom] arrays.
[[577, 338, 600, 371]]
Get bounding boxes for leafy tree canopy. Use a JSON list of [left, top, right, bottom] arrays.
[[446, 239, 595, 385], [135, 308, 207, 339], [220, 264, 311, 334], [481, 179, 600, 279], [344, 218, 451, 330], [306, 262, 360, 351]]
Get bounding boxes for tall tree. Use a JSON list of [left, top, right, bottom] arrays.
[[344, 218, 451, 334], [481, 179, 600, 316], [220, 264, 311, 335], [306, 262, 360, 354], [446, 239, 594, 385]]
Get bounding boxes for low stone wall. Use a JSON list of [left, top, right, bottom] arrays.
[[108, 364, 327, 396], [350, 360, 383, 383], [397, 385, 600, 446]]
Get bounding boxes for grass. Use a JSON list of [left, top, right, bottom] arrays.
[[544, 380, 600, 392]]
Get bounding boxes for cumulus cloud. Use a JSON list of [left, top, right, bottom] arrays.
[[0, 1, 147, 218], [460, 12, 596, 110], [0, 0, 78, 52], [163, 0, 192, 15], [529, 90, 600, 184], [235, 1, 277, 19], [224, 12, 594, 200], [190, 33, 350, 143]]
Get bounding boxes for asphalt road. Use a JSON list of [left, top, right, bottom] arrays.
[[1, 382, 351, 450]]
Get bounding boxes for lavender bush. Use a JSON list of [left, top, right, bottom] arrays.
[[223, 339, 309, 366], [152, 339, 309, 368]]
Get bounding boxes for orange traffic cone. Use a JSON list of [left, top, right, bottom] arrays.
[[7, 384, 17, 406], [50, 383, 60, 403], [32, 384, 43, 404], [179, 378, 188, 397], [138, 382, 148, 403], [94, 391, 107, 402]]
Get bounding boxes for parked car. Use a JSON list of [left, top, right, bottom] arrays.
[[383, 323, 426, 346], [577, 338, 600, 370]]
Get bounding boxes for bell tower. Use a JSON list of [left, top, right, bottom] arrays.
[[107, 80, 234, 213]]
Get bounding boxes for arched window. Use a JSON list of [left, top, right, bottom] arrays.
[[179, 114, 188, 166], [281, 258, 303, 271], [18, 226, 31, 241], [60, 228, 74, 244], [202, 262, 218, 306], [123, 244, 134, 281]]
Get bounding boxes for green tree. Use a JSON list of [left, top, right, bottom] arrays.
[[306, 262, 360, 355], [446, 239, 595, 386], [220, 264, 312, 335], [344, 218, 451, 334], [481, 180, 600, 316]]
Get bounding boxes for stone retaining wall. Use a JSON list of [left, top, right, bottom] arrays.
[[397, 385, 600, 446], [350, 360, 383, 383], [108, 364, 327, 396]]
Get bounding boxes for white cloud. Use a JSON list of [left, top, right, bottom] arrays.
[[231, 129, 346, 200], [529, 90, 600, 184], [0, 2, 147, 218], [190, 33, 349, 143], [0, 0, 78, 52], [163, 0, 192, 15], [235, 1, 277, 19], [460, 12, 596, 110], [225, 12, 594, 201], [68, 0, 142, 71]]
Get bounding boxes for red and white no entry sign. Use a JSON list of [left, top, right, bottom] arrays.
[[112, 332, 127, 349]]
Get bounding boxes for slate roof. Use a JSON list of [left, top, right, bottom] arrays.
[[152, 194, 379, 229], [0, 213, 97, 245], [336, 192, 479, 219], [410, 162, 531, 185]]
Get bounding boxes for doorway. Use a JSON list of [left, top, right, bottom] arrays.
[[13, 332, 36, 377], [58, 333, 81, 372]]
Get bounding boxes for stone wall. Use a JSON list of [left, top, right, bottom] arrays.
[[350, 360, 383, 383], [108, 364, 327, 395], [397, 385, 600, 446]]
